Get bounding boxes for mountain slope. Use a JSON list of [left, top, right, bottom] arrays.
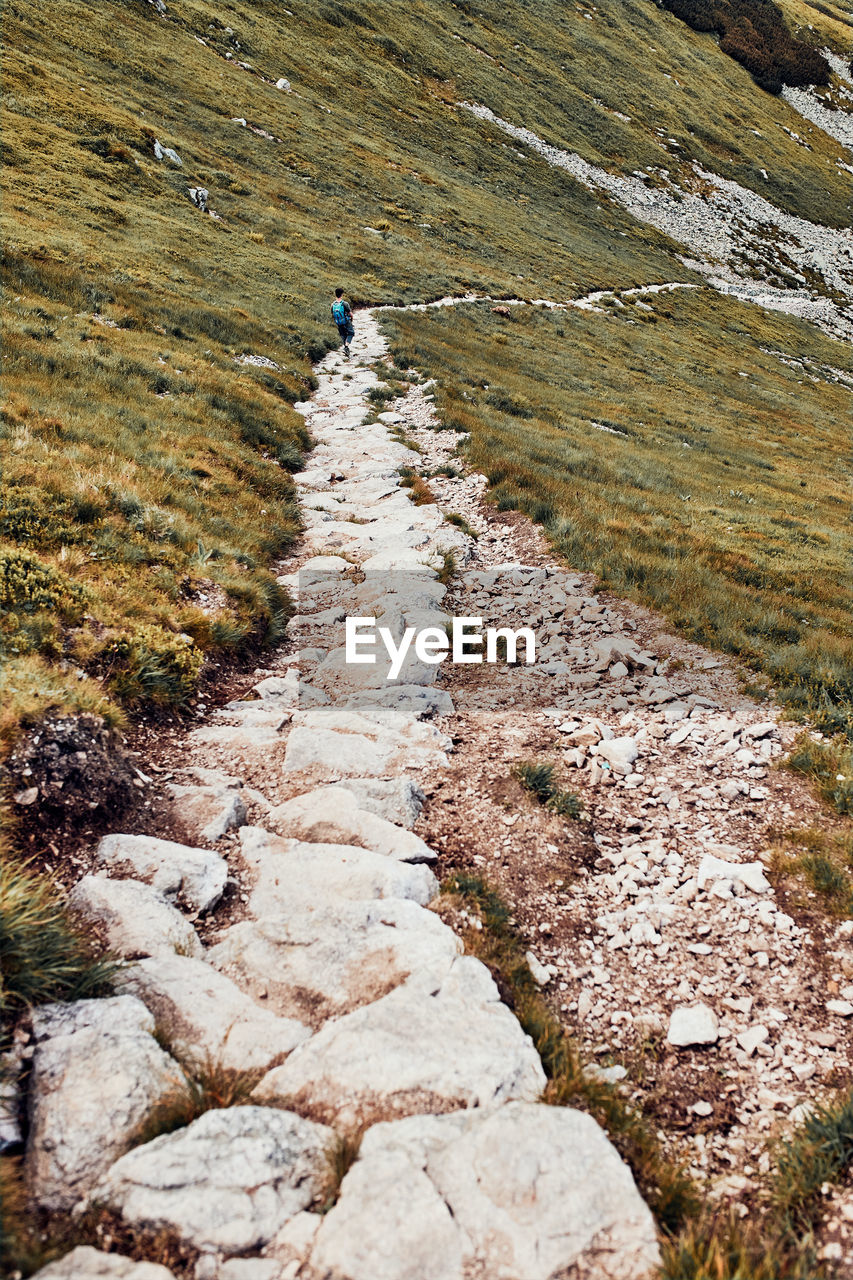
[[1, 0, 851, 767]]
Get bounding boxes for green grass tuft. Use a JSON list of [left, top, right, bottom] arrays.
[[513, 759, 583, 819], [0, 854, 115, 1024]]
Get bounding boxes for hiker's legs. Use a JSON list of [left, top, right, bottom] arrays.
[[337, 323, 350, 355]]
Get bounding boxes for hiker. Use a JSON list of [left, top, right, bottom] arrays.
[[331, 287, 355, 358]]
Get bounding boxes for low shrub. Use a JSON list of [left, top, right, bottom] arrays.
[[99, 626, 203, 708], [660, 0, 830, 91]]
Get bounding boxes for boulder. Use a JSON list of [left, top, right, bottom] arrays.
[[267, 787, 436, 863], [26, 997, 185, 1210], [31, 1247, 177, 1279], [207, 898, 460, 1027], [239, 827, 438, 913], [95, 1106, 333, 1254], [305, 1103, 660, 1280], [118, 954, 310, 1072], [67, 876, 202, 960], [95, 833, 227, 913], [252, 956, 546, 1128]]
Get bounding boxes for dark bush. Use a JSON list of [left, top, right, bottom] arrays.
[[660, 0, 830, 89]]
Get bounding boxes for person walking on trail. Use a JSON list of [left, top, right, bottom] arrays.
[[331, 287, 355, 358]]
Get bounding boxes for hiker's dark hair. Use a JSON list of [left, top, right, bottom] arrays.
[[335, 287, 344, 297]]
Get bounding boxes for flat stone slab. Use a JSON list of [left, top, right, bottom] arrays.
[[164, 782, 247, 843], [119, 954, 310, 1072], [67, 876, 203, 960], [31, 1247, 177, 1279], [328, 777, 425, 828], [238, 827, 438, 913], [252, 957, 546, 1128], [96, 834, 227, 913], [344, 685, 454, 719], [283, 706, 450, 778], [305, 1103, 660, 1280], [266, 787, 436, 863], [26, 997, 185, 1210], [95, 1106, 333, 1254], [207, 897, 460, 1028]]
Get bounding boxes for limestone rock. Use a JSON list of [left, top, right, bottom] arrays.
[[594, 736, 639, 776], [239, 827, 438, 913], [344, 684, 454, 719], [283, 707, 449, 778], [118, 954, 310, 1072], [153, 139, 182, 165], [164, 782, 247, 843], [96, 1106, 333, 1254], [96, 834, 227, 913], [67, 876, 202, 960], [252, 956, 546, 1128], [667, 1003, 719, 1048], [26, 997, 185, 1210], [267, 786, 436, 863], [31, 1247, 177, 1279], [329, 777, 425, 828], [305, 1103, 660, 1280], [207, 897, 460, 1027], [696, 854, 771, 895]]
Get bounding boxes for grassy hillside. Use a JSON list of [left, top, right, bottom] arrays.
[[1, 0, 851, 764]]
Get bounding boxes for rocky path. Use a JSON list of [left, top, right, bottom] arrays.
[[18, 303, 853, 1280], [22, 311, 665, 1280]]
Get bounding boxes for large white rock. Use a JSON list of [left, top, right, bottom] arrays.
[[118, 954, 310, 1072], [96, 1106, 333, 1253], [252, 957, 546, 1127], [696, 854, 771, 895], [267, 787, 436, 863], [31, 1247, 176, 1279], [326, 777, 425, 828], [26, 997, 185, 1210], [96, 834, 227, 913], [207, 898, 460, 1027], [67, 877, 202, 960], [667, 1003, 719, 1048], [238, 827, 438, 913], [306, 1103, 660, 1280], [593, 736, 639, 776]]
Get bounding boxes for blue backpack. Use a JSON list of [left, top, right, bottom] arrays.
[[332, 300, 347, 324]]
